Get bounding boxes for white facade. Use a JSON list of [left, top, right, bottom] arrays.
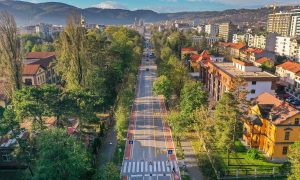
[[275, 36, 292, 56], [276, 67, 297, 85], [246, 81, 274, 100], [290, 9, 300, 37], [253, 35, 266, 49], [205, 24, 219, 37], [211, 56, 224, 62], [206, 36, 219, 46], [232, 34, 245, 43]]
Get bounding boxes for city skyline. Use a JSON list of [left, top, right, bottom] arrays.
[[21, 0, 300, 12]]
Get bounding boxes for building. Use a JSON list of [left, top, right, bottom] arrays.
[[253, 35, 266, 49], [265, 33, 278, 52], [232, 34, 246, 43], [290, 39, 300, 62], [290, 9, 300, 37], [24, 52, 59, 84], [267, 12, 292, 36], [218, 22, 237, 42], [254, 57, 274, 68], [206, 36, 219, 46], [205, 24, 219, 37], [19, 26, 36, 35], [275, 36, 292, 57], [181, 48, 198, 60], [22, 64, 46, 86], [243, 92, 300, 162], [229, 43, 246, 59], [206, 58, 278, 101], [240, 48, 275, 63]]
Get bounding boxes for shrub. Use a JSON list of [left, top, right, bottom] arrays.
[[246, 148, 260, 160]]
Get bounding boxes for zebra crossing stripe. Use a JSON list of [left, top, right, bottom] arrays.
[[162, 161, 166, 172], [123, 161, 127, 173], [137, 161, 139, 173], [149, 163, 152, 172], [158, 161, 161, 172], [132, 161, 135, 173], [141, 161, 144, 172], [154, 161, 157, 172], [145, 161, 148, 172], [128, 161, 131, 173]]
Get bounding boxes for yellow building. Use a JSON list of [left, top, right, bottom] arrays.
[[243, 92, 300, 162]]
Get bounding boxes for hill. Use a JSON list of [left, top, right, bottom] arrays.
[[0, 0, 298, 26]]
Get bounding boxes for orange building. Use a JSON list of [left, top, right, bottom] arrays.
[[181, 47, 198, 60], [243, 92, 300, 162]]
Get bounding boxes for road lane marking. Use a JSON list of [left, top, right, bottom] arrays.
[[141, 161, 144, 173], [158, 161, 161, 172], [128, 161, 132, 173], [162, 161, 166, 172], [123, 161, 128, 173], [137, 161, 139, 173], [132, 161, 135, 173], [153, 161, 157, 172], [149, 163, 152, 172], [145, 161, 148, 172]]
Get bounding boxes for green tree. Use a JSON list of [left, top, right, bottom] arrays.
[[288, 140, 300, 179], [101, 162, 119, 180], [24, 40, 33, 52], [56, 12, 89, 90], [0, 11, 23, 97], [192, 106, 214, 143], [214, 92, 238, 166], [0, 107, 19, 135], [153, 75, 172, 102], [180, 81, 208, 117], [34, 128, 91, 179], [115, 105, 128, 141], [31, 44, 41, 52], [167, 110, 185, 146]]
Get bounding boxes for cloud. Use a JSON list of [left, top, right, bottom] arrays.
[[93, 1, 128, 9]]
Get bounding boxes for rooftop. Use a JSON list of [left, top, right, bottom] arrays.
[[255, 57, 271, 64], [181, 47, 197, 52], [23, 64, 43, 76], [210, 62, 278, 79], [255, 92, 300, 125], [26, 52, 56, 59], [277, 61, 300, 73]]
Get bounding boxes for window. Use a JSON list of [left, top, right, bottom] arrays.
[[282, 146, 288, 155], [24, 79, 32, 86], [251, 89, 256, 94], [295, 118, 299, 125], [2, 154, 11, 162], [284, 131, 290, 140], [252, 81, 257, 85]]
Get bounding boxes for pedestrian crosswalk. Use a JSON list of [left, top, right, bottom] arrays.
[[122, 160, 179, 174]]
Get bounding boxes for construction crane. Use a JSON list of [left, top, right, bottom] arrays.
[[265, 2, 300, 32]]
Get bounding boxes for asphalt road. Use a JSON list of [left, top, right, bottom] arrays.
[[121, 42, 180, 180]]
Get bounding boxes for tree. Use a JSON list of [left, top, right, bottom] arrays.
[[0, 11, 23, 97], [180, 81, 208, 117], [56, 12, 89, 90], [101, 162, 119, 180], [288, 140, 300, 179], [214, 92, 239, 166], [0, 107, 19, 135], [115, 105, 128, 141], [167, 110, 186, 146], [34, 129, 91, 179], [153, 75, 172, 102]]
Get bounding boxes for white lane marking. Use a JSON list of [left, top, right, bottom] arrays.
[[145, 161, 148, 172], [123, 161, 128, 173], [141, 161, 144, 173], [158, 161, 161, 172], [131, 174, 143, 177], [166, 161, 170, 172], [162, 161, 166, 172], [149, 162, 153, 172], [174, 161, 178, 171], [137, 161, 139, 173], [128, 161, 132, 173], [132, 161, 136, 173], [153, 161, 157, 172], [170, 161, 174, 172]]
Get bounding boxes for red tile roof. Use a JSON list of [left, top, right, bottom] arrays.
[[181, 48, 197, 52], [244, 48, 264, 54], [229, 43, 245, 50], [26, 52, 56, 59], [23, 64, 43, 76], [255, 57, 271, 64], [190, 54, 201, 62], [255, 92, 300, 125], [277, 61, 300, 73]]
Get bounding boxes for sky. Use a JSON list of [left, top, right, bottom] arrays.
[[23, 0, 300, 13]]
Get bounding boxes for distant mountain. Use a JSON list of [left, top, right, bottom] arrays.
[[0, 0, 298, 26]]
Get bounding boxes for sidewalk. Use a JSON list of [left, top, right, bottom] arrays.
[[98, 124, 117, 169], [181, 139, 205, 180]]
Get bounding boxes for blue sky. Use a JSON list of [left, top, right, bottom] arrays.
[[24, 0, 300, 12]]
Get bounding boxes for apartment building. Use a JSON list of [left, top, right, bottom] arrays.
[[218, 22, 237, 43], [267, 12, 292, 36], [206, 58, 278, 101], [290, 9, 300, 37], [243, 92, 300, 162], [275, 36, 292, 57], [205, 24, 219, 37]]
